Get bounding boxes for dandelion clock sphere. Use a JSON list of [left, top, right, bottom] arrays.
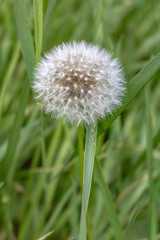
[[33, 41, 126, 125]]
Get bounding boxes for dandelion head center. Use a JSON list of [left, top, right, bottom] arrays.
[[55, 64, 96, 100]]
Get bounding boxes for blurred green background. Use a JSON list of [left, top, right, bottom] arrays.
[[0, 0, 160, 239]]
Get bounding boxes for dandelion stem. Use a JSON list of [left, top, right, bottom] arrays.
[[79, 123, 97, 240], [78, 125, 84, 190]]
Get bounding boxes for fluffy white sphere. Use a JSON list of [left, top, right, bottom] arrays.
[[33, 41, 126, 125]]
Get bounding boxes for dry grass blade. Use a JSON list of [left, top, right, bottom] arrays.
[[37, 230, 54, 240]]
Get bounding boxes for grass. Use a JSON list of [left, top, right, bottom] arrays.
[[0, 0, 160, 239], [79, 123, 98, 240], [145, 83, 157, 240]]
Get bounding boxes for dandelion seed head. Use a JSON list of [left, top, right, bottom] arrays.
[[33, 41, 126, 125]]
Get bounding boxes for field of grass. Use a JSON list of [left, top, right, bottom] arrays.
[[0, 0, 160, 239]]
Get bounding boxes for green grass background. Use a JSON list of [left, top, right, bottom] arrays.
[[0, 0, 160, 239]]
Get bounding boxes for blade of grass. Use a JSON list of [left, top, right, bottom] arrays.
[[33, 128, 76, 239], [79, 123, 97, 240], [33, 0, 43, 63], [40, 109, 47, 183], [13, 0, 35, 79], [0, 80, 29, 239], [0, 38, 11, 82], [33, 2, 51, 238], [0, 0, 36, 182], [95, 158, 125, 240], [43, 0, 57, 37], [98, 52, 160, 135], [18, 166, 48, 240], [145, 83, 157, 239], [33, 0, 45, 174], [0, 80, 30, 183], [46, 121, 62, 165], [70, 179, 79, 238], [20, 146, 41, 219], [20, 128, 75, 239], [0, 43, 20, 121], [0, 1, 35, 235], [1, 0, 36, 180], [19, 2, 49, 238], [33, 122, 62, 228]]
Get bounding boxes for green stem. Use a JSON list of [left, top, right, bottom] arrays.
[[79, 123, 97, 240], [33, 2, 47, 238], [40, 110, 47, 169], [78, 125, 84, 190], [33, 0, 46, 182], [145, 83, 157, 240], [78, 125, 93, 240], [33, 0, 43, 63]]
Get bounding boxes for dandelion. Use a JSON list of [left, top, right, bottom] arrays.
[[33, 41, 126, 240], [33, 41, 125, 125]]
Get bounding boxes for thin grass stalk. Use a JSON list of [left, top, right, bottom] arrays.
[[33, 1, 49, 238], [13, 0, 35, 80], [145, 83, 157, 239], [6, 80, 30, 184], [33, 0, 45, 176], [0, 0, 35, 237], [20, 146, 40, 218], [40, 110, 47, 173], [43, 0, 57, 40], [0, 0, 35, 182], [42, 188, 72, 234], [33, 123, 63, 234], [33, 0, 43, 63]]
